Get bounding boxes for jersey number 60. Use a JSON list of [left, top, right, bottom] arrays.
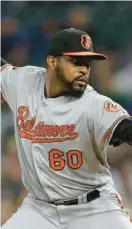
[[49, 149, 83, 171]]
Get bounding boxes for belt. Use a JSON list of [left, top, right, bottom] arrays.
[[49, 189, 100, 206]]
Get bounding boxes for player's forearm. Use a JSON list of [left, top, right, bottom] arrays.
[[110, 117, 132, 146]]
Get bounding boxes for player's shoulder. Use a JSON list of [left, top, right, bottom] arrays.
[[15, 65, 46, 86], [83, 85, 104, 105], [84, 86, 123, 112], [17, 66, 47, 91], [1, 64, 46, 78], [23, 65, 46, 73], [84, 86, 106, 100], [13, 65, 46, 77], [10, 65, 46, 93]]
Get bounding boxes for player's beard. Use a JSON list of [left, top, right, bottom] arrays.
[[67, 81, 87, 98], [55, 66, 88, 98]]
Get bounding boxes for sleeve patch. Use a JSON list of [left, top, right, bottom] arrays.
[[104, 100, 123, 112]]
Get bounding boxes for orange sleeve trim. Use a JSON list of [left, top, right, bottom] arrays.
[[104, 115, 129, 143]]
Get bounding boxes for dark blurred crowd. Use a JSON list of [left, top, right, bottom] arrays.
[[1, 1, 132, 225]]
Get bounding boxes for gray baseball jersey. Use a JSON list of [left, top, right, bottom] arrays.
[[1, 65, 130, 202]]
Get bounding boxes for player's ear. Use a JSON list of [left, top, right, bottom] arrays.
[[46, 56, 57, 69]]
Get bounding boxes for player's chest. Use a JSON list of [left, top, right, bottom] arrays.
[[16, 96, 88, 143]]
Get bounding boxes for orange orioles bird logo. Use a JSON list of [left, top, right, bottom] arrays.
[[81, 35, 92, 50], [104, 100, 123, 112]]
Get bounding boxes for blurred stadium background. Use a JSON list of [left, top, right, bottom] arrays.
[[1, 1, 132, 225]]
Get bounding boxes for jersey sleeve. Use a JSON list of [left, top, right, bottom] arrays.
[[1, 64, 45, 112], [92, 95, 130, 152], [1, 64, 23, 111]]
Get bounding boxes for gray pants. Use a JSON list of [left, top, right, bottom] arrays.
[[2, 195, 132, 229]]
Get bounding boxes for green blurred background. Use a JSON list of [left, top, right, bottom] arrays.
[[1, 1, 132, 225]]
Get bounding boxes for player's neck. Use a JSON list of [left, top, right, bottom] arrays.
[[45, 71, 67, 98]]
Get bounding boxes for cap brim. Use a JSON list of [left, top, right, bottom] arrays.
[[63, 52, 106, 60]]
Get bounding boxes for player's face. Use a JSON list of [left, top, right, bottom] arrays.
[[50, 55, 91, 97], [56, 56, 91, 96]]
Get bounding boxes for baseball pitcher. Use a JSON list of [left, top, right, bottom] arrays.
[[1, 28, 132, 229]]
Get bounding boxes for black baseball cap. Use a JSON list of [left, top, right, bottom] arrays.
[[47, 28, 106, 60]]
